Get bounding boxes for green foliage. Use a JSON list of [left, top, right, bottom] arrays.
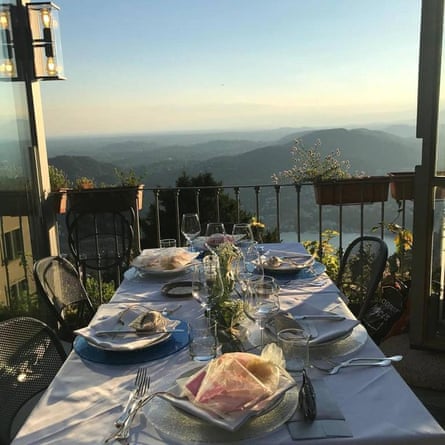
[[375, 222, 413, 286], [85, 276, 116, 308], [302, 229, 341, 280], [141, 171, 253, 248], [272, 138, 352, 184], [114, 168, 144, 186], [49, 165, 71, 191], [75, 176, 96, 190]]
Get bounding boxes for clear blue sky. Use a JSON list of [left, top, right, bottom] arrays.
[[41, 0, 422, 137]]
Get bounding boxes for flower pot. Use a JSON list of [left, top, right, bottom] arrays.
[[67, 185, 144, 214], [389, 172, 415, 201], [49, 188, 69, 214], [314, 176, 389, 205]]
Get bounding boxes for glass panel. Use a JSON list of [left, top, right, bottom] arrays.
[[0, 4, 39, 321], [432, 192, 445, 337], [438, 11, 445, 174]]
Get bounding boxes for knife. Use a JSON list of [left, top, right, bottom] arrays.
[[293, 314, 345, 321], [95, 329, 184, 336]]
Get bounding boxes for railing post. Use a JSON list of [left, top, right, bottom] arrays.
[[153, 189, 161, 246], [254, 186, 261, 220], [274, 184, 281, 239], [234, 187, 240, 222], [175, 188, 180, 244], [294, 183, 301, 242]]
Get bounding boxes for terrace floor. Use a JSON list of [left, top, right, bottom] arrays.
[[381, 333, 445, 428]]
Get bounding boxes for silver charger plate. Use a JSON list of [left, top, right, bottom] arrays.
[[245, 321, 368, 361], [144, 385, 299, 444]]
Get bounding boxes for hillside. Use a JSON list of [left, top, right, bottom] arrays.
[[49, 127, 421, 188]]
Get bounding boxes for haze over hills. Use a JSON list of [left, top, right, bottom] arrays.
[[48, 126, 422, 188]]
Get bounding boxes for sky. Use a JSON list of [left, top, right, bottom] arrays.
[[40, 0, 422, 137]]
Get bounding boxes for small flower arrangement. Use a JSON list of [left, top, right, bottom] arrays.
[[210, 242, 244, 332], [272, 138, 352, 184], [250, 217, 265, 242]]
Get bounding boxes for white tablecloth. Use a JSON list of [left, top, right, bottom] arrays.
[[12, 243, 445, 444]]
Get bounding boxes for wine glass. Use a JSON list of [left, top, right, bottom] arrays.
[[232, 223, 254, 252], [205, 222, 226, 249], [181, 213, 201, 251], [244, 275, 280, 350]]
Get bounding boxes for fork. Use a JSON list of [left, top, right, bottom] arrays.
[[114, 367, 148, 428], [110, 374, 151, 441], [106, 372, 150, 443]]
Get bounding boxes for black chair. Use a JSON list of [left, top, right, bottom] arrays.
[[336, 236, 388, 320], [0, 317, 67, 445], [33, 256, 95, 342], [66, 209, 135, 289]]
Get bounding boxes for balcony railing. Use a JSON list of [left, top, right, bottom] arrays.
[[0, 175, 415, 313]]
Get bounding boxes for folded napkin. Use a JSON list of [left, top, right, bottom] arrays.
[[158, 348, 297, 432], [267, 301, 359, 345], [287, 377, 352, 440], [74, 304, 180, 351]]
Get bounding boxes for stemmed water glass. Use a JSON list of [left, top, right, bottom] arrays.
[[181, 213, 201, 251], [244, 275, 280, 350], [232, 223, 254, 251]]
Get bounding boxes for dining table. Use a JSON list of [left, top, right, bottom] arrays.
[[12, 242, 445, 445]]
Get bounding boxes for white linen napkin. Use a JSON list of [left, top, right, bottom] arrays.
[[268, 301, 360, 345], [74, 304, 180, 351], [157, 364, 296, 432]]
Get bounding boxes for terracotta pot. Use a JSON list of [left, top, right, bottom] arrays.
[[389, 172, 415, 201], [314, 176, 389, 205]]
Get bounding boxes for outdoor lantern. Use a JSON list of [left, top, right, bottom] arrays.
[[0, 5, 16, 78], [27, 2, 64, 80]]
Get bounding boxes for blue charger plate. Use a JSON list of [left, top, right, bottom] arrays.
[[73, 320, 189, 365]]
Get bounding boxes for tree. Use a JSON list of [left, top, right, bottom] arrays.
[[141, 171, 252, 248]]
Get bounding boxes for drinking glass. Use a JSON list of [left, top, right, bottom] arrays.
[[192, 255, 224, 318], [189, 316, 218, 361], [181, 213, 201, 251], [232, 223, 254, 247], [244, 275, 280, 350], [277, 328, 310, 372]]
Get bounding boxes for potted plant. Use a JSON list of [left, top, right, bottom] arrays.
[[67, 168, 144, 214], [272, 139, 389, 205], [48, 165, 71, 214]]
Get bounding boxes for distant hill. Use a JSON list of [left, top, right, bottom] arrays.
[[49, 127, 421, 188]]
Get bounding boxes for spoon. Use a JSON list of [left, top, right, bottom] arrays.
[[161, 305, 182, 316], [327, 355, 403, 375]]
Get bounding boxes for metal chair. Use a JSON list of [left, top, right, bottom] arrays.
[[0, 317, 67, 445], [33, 256, 95, 342], [336, 236, 388, 320], [66, 209, 135, 290]]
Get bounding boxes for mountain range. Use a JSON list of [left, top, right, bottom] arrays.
[[48, 126, 422, 188]]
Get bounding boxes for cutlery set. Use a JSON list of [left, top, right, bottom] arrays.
[[105, 367, 151, 443]]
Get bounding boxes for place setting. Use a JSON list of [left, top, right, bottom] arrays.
[[116, 343, 302, 444], [73, 303, 189, 365]]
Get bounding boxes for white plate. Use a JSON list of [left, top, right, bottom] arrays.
[[131, 248, 199, 276], [261, 250, 315, 273]]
